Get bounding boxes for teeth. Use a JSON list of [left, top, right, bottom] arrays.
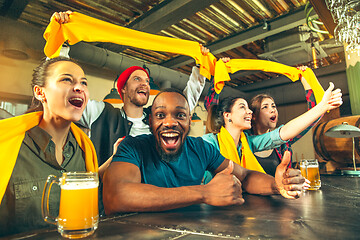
[[161, 133, 179, 137], [69, 97, 83, 102]]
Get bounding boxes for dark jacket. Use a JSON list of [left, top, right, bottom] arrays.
[[90, 102, 151, 166]]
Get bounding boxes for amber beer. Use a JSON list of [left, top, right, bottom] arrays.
[[300, 159, 321, 190], [42, 172, 99, 239], [58, 181, 99, 238]]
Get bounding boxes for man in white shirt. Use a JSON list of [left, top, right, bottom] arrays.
[[79, 64, 206, 166]]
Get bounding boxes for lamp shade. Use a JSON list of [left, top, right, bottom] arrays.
[[325, 123, 360, 138], [191, 112, 201, 122], [2, 37, 29, 60], [103, 88, 123, 104]]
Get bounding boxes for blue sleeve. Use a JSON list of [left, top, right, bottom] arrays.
[[112, 136, 141, 167], [247, 126, 287, 152]]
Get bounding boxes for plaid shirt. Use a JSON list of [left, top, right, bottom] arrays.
[[204, 80, 318, 167], [204, 78, 219, 111]]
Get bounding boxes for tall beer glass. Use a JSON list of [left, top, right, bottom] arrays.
[[42, 172, 99, 239], [300, 159, 321, 190]]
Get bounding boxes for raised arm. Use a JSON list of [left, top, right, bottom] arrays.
[[183, 45, 208, 111], [298, 66, 311, 91], [204, 57, 230, 111], [279, 82, 342, 141], [286, 67, 318, 146], [103, 161, 244, 214]]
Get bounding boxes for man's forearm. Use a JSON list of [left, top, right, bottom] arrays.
[[103, 182, 205, 214], [231, 164, 279, 195], [241, 171, 279, 195]]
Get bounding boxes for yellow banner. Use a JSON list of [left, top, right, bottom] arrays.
[[43, 12, 324, 101]]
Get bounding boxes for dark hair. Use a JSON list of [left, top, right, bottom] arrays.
[[206, 96, 242, 133], [249, 93, 275, 131], [27, 57, 81, 113], [152, 87, 188, 106]]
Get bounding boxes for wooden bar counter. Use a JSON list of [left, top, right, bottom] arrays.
[[5, 176, 360, 240]]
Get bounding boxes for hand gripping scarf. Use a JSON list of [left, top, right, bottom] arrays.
[[217, 127, 265, 173], [0, 111, 98, 203], [43, 12, 324, 104]]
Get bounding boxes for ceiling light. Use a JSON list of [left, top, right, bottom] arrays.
[[103, 77, 123, 104], [2, 37, 29, 60]]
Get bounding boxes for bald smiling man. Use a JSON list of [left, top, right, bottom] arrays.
[[103, 88, 307, 215]]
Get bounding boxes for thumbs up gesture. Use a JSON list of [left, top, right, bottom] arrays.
[[320, 82, 343, 112], [203, 160, 245, 206], [275, 151, 310, 199]]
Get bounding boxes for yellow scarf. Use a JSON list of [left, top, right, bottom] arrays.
[[43, 12, 324, 103], [0, 111, 98, 203], [214, 59, 325, 104], [43, 12, 216, 80], [217, 127, 265, 173]]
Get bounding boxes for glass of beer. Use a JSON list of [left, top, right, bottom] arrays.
[[300, 159, 321, 190], [42, 172, 99, 239]]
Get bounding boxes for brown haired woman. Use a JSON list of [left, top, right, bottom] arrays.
[[249, 66, 318, 176], [0, 57, 97, 236]]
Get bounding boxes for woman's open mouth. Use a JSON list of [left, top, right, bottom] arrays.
[[244, 116, 252, 122], [270, 115, 276, 122], [68, 97, 84, 108]]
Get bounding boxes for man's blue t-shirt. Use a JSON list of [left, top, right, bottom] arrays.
[[112, 135, 225, 187]]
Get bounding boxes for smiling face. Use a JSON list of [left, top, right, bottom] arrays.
[[256, 97, 278, 131], [225, 98, 253, 131], [36, 61, 89, 123], [150, 91, 191, 162], [121, 69, 150, 107]]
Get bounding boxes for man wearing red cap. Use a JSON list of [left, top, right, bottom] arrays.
[[79, 64, 206, 167]]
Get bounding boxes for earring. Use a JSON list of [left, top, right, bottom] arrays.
[[41, 98, 45, 103], [229, 119, 232, 123]]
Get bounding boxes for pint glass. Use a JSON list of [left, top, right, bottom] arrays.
[[300, 159, 321, 190], [42, 172, 99, 239]]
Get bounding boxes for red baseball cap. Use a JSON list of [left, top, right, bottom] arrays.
[[116, 66, 150, 99]]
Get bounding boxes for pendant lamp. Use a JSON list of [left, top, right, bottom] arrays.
[[103, 76, 123, 104]]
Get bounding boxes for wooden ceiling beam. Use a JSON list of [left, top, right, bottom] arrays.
[[0, 0, 28, 19], [162, 6, 317, 68], [128, 0, 221, 33], [308, 0, 336, 35]]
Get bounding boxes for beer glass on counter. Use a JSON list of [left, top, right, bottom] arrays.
[[42, 172, 99, 239], [300, 159, 321, 190]]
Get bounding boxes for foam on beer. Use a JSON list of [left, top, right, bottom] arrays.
[[61, 181, 98, 190]]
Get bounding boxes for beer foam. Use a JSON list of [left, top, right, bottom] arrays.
[[61, 181, 98, 190]]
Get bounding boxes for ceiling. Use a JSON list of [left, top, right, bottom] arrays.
[[0, 0, 346, 101]]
